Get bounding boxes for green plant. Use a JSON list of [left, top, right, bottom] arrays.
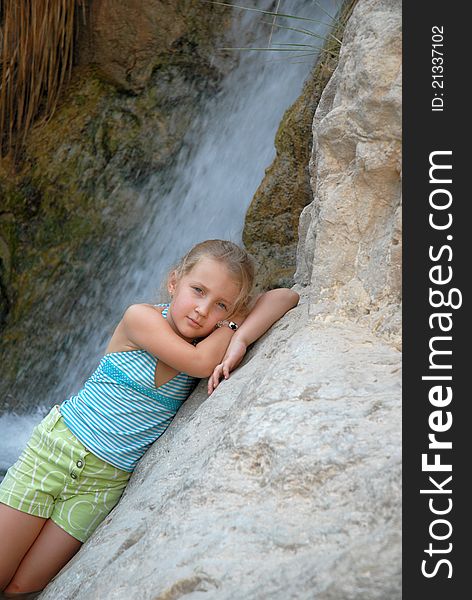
[[212, 0, 356, 61]]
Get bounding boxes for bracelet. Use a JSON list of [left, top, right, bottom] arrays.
[[216, 320, 239, 331]]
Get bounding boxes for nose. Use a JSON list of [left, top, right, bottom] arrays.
[[195, 298, 210, 318]]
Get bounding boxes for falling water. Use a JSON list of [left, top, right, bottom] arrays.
[[0, 0, 340, 476]]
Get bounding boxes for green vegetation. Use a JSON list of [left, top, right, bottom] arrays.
[[212, 0, 356, 60]]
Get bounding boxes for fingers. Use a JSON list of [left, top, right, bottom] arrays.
[[207, 374, 214, 395], [207, 364, 223, 395], [207, 362, 233, 395], [209, 376, 218, 394]]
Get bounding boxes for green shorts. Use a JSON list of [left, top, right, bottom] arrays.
[[0, 405, 131, 542]]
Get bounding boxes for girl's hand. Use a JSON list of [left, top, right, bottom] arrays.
[[207, 338, 247, 395]]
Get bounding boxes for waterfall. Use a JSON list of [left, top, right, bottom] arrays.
[[0, 0, 338, 477]]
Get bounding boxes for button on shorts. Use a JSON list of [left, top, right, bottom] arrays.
[[0, 405, 131, 542]]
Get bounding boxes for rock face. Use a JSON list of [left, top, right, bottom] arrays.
[[41, 314, 401, 600], [295, 0, 402, 348], [39, 0, 402, 598], [77, 0, 233, 93]]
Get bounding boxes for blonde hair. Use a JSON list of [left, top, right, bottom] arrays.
[[166, 240, 256, 316]]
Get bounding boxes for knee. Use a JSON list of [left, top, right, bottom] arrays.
[[0, 575, 16, 594]]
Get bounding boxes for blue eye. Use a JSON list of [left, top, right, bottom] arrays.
[[218, 302, 227, 311], [193, 287, 203, 294]]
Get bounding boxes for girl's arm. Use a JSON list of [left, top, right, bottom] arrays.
[[207, 288, 299, 394], [122, 304, 246, 378]]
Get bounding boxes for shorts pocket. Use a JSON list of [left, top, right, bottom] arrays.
[[39, 405, 63, 433]]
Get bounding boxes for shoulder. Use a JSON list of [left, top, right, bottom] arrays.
[[105, 304, 162, 354], [124, 303, 167, 319], [122, 303, 168, 334]]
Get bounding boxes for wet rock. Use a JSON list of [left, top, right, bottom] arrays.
[[0, 225, 12, 328]]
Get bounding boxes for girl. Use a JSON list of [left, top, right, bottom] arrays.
[[0, 239, 299, 596]]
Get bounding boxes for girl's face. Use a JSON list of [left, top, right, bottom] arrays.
[[166, 257, 241, 342]]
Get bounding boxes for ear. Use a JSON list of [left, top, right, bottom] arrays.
[[167, 271, 178, 296]]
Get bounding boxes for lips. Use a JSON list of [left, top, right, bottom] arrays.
[[186, 316, 201, 328]]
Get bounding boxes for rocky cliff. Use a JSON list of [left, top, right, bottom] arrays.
[[39, 0, 401, 598], [295, 0, 401, 348]]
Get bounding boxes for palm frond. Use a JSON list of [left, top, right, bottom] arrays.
[[0, 0, 85, 158]]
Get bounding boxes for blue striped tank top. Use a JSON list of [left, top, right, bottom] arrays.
[[59, 304, 199, 472]]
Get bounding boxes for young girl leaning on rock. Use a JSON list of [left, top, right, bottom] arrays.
[[0, 239, 299, 596]]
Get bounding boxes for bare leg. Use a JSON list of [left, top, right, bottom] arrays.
[[3, 518, 82, 595], [0, 504, 46, 591], [1, 591, 43, 599]]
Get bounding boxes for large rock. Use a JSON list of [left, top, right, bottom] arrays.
[[41, 308, 401, 600], [39, 0, 402, 597], [295, 0, 402, 348]]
